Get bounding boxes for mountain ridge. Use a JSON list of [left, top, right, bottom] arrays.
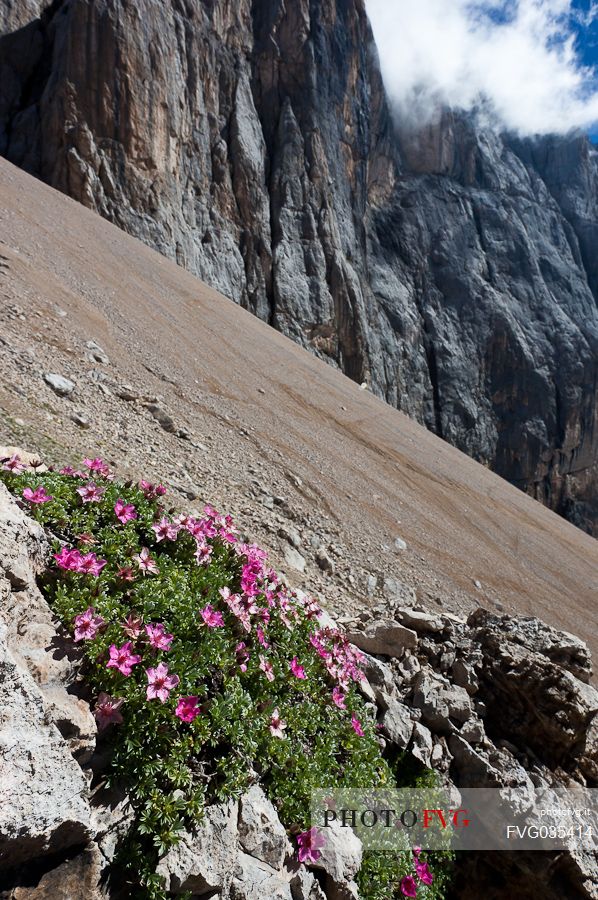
[[1, 0, 598, 533]]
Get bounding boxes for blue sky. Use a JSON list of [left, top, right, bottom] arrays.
[[367, 1, 598, 137], [571, 1, 598, 136]]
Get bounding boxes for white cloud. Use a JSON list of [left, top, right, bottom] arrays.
[[365, 0, 598, 134]]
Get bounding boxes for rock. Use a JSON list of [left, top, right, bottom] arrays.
[[311, 819, 362, 885], [315, 548, 334, 574], [115, 384, 140, 401], [451, 658, 479, 695], [468, 609, 593, 682], [395, 607, 444, 633], [0, 623, 92, 870], [231, 853, 293, 900], [4, 845, 106, 899], [290, 867, 327, 899], [410, 722, 434, 767], [278, 526, 302, 550], [238, 785, 291, 870], [346, 619, 417, 658], [157, 799, 238, 894], [85, 340, 110, 365], [381, 577, 417, 606], [43, 372, 75, 397], [71, 411, 91, 429], [3, 0, 598, 534], [284, 546, 306, 573], [146, 404, 177, 434], [412, 671, 472, 734], [364, 574, 377, 598], [380, 697, 414, 749], [394, 537, 407, 551]]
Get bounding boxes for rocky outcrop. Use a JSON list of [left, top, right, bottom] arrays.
[[1, 469, 597, 898], [1, 1, 598, 532]]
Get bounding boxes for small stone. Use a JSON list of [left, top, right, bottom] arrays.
[[70, 412, 90, 429], [284, 546, 306, 573], [394, 536, 407, 551], [116, 385, 139, 401], [43, 373, 75, 397], [84, 340, 110, 365], [315, 548, 334, 574], [278, 526, 302, 549], [146, 404, 177, 433]]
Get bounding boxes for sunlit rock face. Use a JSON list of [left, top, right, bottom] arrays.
[[1, 0, 598, 533]]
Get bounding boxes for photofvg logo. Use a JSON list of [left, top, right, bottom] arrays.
[[311, 787, 598, 852]]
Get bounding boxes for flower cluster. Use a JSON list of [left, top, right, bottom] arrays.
[[400, 848, 434, 897], [0, 456, 446, 900]]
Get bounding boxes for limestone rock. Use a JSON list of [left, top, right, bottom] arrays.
[[238, 785, 291, 870], [43, 373, 75, 397], [0, 624, 92, 870], [157, 799, 238, 894], [346, 620, 417, 658]]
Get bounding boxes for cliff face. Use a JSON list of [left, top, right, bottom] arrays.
[[1, 0, 598, 533]]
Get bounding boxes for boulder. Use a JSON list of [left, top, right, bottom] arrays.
[[346, 620, 417, 658], [310, 819, 362, 885], [0, 624, 92, 870], [43, 373, 75, 397], [412, 670, 472, 734], [395, 607, 444, 634], [157, 799, 239, 894], [380, 697, 414, 749], [238, 785, 291, 870]]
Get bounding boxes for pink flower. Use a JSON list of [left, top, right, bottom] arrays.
[[296, 827, 326, 864], [175, 695, 201, 722], [139, 480, 166, 499], [73, 606, 105, 641], [152, 516, 179, 542], [145, 623, 174, 651], [259, 655, 275, 682], [400, 876, 417, 898], [256, 626, 270, 648], [93, 693, 124, 730], [290, 657, 306, 680], [236, 642, 250, 672], [122, 612, 143, 638], [412, 847, 422, 859], [54, 546, 82, 571], [106, 641, 141, 676], [200, 604, 224, 627], [146, 662, 180, 703], [194, 541, 213, 566], [117, 567, 136, 583], [83, 457, 112, 479], [2, 454, 25, 473], [114, 498, 137, 523], [332, 686, 346, 709], [77, 552, 107, 576], [351, 715, 365, 736], [76, 482, 105, 503], [415, 862, 433, 886], [134, 547, 159, 575], [22, 485, 52, 504], [269, 708, 287, 738]]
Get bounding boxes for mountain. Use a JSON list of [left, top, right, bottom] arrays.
[[1, 0, 598, 534]]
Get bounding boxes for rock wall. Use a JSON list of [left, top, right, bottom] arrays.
[[1, 1, 598, 533]]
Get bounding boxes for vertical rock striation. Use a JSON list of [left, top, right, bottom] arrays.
[[1, 0, 598, 532]]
